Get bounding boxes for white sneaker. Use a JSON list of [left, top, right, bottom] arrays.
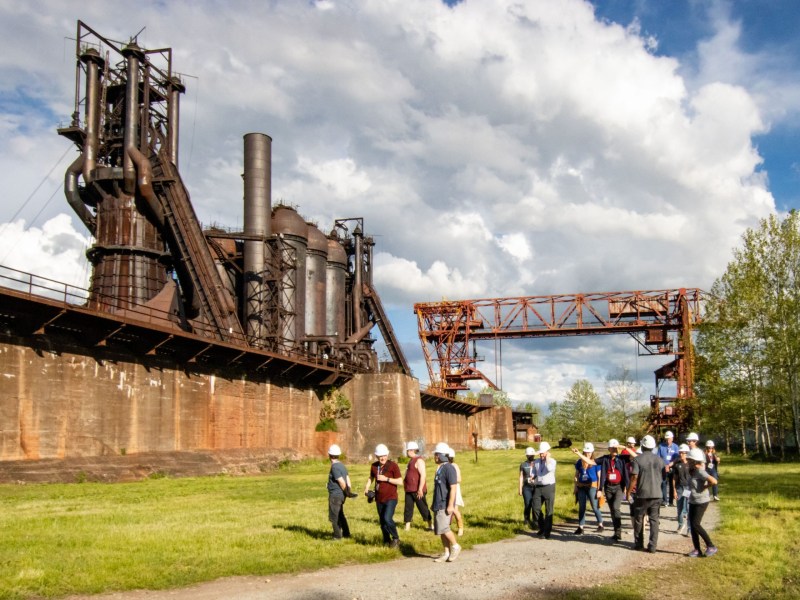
[[447, 544, 462, 562], [404, 522, 411, 531], [433, 551, 450, 563]]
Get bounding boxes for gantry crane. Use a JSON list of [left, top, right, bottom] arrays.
[[415, 288, 704, 432]]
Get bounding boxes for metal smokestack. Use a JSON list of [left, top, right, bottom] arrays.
[[80, 48, 103, 183], [167, 76, 185, 168], [242, 133, 272, 345], [121, 42, 144, 194]]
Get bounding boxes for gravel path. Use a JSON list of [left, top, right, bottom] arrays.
[[67, 502, 720, 600]]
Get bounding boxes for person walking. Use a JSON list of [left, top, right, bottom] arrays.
[[655, 431, 679, 506], [597, 438, 630, 541], [704, 440, 721, 501], [686, 447, 719, 557], [672, 443, 691, 536], [327, 444, 356, 540], [518, 447, 538, 529], [620, 436, 640, 523], [629, 434, 663, 553], [431, 442, 462, 562], [532, 441, 557, 539], [364, 443, 402, 548], [403, 441, 432, 531], [448, 448, 465, 536], [571, 443, 603, 535]]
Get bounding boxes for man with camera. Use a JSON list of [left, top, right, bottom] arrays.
[[365, 443, 403, 548], [431, 442, 462, 562]]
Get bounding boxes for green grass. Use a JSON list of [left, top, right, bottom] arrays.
[[0, 450, 798, 599]]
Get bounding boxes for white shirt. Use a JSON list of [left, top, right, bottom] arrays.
[[534, 456, 557, 485]]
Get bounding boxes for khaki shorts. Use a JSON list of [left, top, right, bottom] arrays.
[[434, 509, 452, 535]]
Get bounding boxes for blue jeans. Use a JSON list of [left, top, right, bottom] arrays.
[[376, 499, 399, 543], [676, 487, 689, 529], [577, 486, 603, 527]]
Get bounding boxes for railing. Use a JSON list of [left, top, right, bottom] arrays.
[[0, 265, 89, 305]]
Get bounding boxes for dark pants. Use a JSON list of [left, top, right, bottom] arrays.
[[532, 484, 555, 537], [661, 468, 675, 504], [376, 499, 399, 543], [633, 497, 661, 551], [604, 484, 625, 535], [328, 493, 350, 539], [403, 490, 431, 524], [689, 502, 714, 551], [522, 485, 535, 525]]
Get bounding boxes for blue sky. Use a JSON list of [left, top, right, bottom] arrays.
[[0, 0, 798, 409]]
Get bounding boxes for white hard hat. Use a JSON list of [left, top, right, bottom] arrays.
[[688, 448, 705, 462], [328, 444, 341, 456], [374, 443, 389, 456], [678, 443, 690, 452], [686, 432, 699, 441], [525, 446, 536, 456], [447, 448, 455, 458], [626, 436, 637, 444], [705, 440, 715, 448], [406, 441, 419, 451], [641, 435, 656, 449], [608, 438, 619, 449], [434, 442, 450, 455], [583, 442, 594, 453], [539, 441, 551, 453], [664, 431, 674, 438]]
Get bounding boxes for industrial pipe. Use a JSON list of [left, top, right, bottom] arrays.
[[127, 146, 164, 228], [64, 154, 96, 234], [81, 48, 103, 184], [121, 42, 144, 195], [167, 76, 185, 168]]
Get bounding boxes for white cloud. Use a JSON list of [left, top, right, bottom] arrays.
[[0, 0, 794, 404]]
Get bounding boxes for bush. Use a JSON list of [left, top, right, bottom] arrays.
[[315, 418, 338, 432]]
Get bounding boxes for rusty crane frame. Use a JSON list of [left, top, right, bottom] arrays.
[[415, 288, 705, 432]]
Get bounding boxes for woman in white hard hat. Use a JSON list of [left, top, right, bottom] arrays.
[[364, 443, 403, 548], [686, 447, 718, 557], [518, 447, 538, 529], [403, 441, 432, 531], [704, 440, 721, 501], [571, 443, 602, 535]]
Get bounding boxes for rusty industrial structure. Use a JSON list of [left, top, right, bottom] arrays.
[[0, 22, 507, 481], [52, 21, 410, 378], [415, 288, 705, 434]]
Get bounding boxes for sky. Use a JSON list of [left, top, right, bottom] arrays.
[[1, 0, 799, 412]]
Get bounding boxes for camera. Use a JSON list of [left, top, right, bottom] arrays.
[[345, 486, 358, 499], [366, 490, 376, 503]]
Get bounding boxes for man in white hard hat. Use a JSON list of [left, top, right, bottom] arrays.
[[518, 446, 538, 529], [596, 439, 630, 541], [364, 443, 402, 548], [532, 441, 557, 539], [431, 442, 462, 562], [655, 431, 680, 507], [629, 434, 663, 552], [327, 444, 355, 540], [403, 441, 432, 531]]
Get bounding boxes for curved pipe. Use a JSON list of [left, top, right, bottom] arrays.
[[64, 154, 96, 234], [127, 146, 165, 228]]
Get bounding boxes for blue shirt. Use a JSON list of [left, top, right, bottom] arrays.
[[432, 462, 457, 511], [574, 459, 600, 483], [654, 441, 680, 466]]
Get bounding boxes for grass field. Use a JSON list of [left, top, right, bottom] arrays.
[[0, 449, 798, 599]]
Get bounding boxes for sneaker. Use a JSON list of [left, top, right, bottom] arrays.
[[596, 523, 604, 532], [678, 524, 689, 536], [574, 526, 584, 535], [433, 552, 450, 563], [705, 546, 718, 556], [389, 539, 400, 549], [428, 520, 434, 531], [688, 549, 701, 558], [404, 522, 411, 531], [713, 495, 720, 501], [447, 544, 462, 562], [647, 547, 657, 553], [612, 533, 621, 541]]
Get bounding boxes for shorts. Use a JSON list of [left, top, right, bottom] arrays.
[[434, 509, 452, 535]]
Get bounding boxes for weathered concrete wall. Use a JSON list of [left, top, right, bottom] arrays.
[[0, 339, 321, 462], [473, 406, 515, 450], [338, 373, 425, 459]]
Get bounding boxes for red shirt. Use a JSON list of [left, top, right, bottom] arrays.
[[403, 455, 427, 493], [371, 460, 402, 503]]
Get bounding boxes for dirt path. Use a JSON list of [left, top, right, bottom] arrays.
[[67, 503, 719, 600]]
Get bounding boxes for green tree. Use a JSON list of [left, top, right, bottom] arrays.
[[543, 379, 609, 442], [696, 211, 800, 456], [604, 366, 647, 437]]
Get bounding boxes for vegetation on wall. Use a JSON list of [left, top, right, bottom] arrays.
[[316, 387, 352, 432]]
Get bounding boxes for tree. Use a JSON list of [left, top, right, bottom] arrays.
[[696, 211, 800, 456], [543, 379, 609, 441], [604, 366, 647, 437]]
